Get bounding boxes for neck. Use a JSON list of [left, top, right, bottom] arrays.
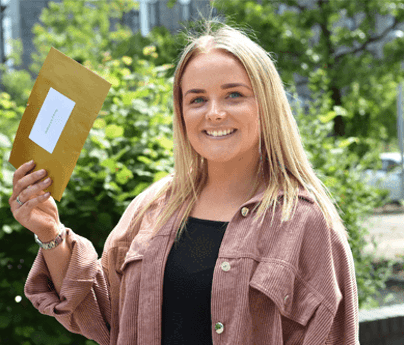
[[203, 154, 265, 202]]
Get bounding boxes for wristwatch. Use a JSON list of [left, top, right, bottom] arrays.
[[34, 223, 66, 250]]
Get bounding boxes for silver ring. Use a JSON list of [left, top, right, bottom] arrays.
[[16, 195, 24, 206]]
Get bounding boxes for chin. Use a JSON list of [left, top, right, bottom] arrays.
[[203, 154, 238, 163]]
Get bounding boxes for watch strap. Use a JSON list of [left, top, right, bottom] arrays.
[[34, 223, 65, 250]]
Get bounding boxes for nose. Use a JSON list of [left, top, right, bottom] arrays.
[[206, 99, 226, 122]]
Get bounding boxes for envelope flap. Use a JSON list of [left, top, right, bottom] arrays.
[[37, 47, 111, 113]]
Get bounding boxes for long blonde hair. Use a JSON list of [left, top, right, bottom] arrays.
[[128, 18, 348, 244]]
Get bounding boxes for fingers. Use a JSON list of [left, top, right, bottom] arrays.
[[12, 160, 36, 186], [10, 161, 52, 207], [19, 176, 52, 204], [14, 192, 52, 216]]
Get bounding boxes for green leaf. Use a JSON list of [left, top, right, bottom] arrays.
[[93, 118, 106, 129], [133, 182, 149, 195], [105, 124, 124, 139], [107, 75, 120, 88], [166, 0, 177, 9], [333, 105, 348, 117], [319, 111, 337, 123], [137, 156, 152, 165], [338, 137, 359, 149], [100, 158, 117, 172], [157, 136, 173, 151], [116, 166, 133, 185], [153, 171, 169, 182], [121, 91, 137, 106]]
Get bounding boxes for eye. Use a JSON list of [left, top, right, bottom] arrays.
[[229, 91, 242, 99], [190, 97, 205, 104]]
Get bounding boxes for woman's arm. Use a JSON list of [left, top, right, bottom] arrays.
[[25, 227, 112, 345], [39, 225, 72, 296]]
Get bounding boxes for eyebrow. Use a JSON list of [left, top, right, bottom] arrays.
[[183, 83, 252, 98]]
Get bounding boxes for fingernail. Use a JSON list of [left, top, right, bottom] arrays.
[[29, 160, 34, 165]]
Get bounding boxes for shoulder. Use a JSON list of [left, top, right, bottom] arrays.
[[285, 189, 354, 291], [285, 185, 347, 242], [103, 173, 174, 251]]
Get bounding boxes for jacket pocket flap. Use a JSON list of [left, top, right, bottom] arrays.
[[119, 253, 144, 273], [249, 261, 321, 327]]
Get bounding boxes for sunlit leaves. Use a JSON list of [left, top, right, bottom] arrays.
[[105, 124, 124, 139]]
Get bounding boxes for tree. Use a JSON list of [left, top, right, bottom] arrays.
[[211, 0, 404, 157], [289, 68, 395, 309], [0, 1, 400, 343], [29, 0, 139, 74]]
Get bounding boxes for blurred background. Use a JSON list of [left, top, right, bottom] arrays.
[[0, 0, 404, 344]]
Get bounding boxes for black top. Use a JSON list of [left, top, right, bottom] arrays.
[[162, 216, 229, 344]]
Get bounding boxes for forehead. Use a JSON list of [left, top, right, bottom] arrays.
[[181, 49, 250, 86]]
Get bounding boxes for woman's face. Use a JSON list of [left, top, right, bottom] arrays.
[[181, 49, 260, 165]]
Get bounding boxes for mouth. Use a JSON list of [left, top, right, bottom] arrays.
[[203, 129, 237, 139]]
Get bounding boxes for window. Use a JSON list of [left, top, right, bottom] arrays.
[[179, 0, 190, 22], [0, 0, 11, 67], [149, 0, 159, 28]]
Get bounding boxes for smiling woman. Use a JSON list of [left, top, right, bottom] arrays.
[[20, 15, 360, 345], [180, 49, 263, 222], [181, 49, 261, 204]]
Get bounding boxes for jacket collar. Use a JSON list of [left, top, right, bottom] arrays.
[[242, 183, 316, 208], [159, 174, 316, 207]]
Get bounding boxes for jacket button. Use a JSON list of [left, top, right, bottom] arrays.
[[221, 261, 231, 271], [241, 207, 249, 217], [215, 322, 224, 334]]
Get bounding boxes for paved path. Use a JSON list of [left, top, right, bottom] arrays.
[[360, 213, 404, 261]]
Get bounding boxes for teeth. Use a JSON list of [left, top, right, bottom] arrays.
[[206, 129, 235, 137]]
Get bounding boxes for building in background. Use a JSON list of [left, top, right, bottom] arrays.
[[0, 0, 402, 109], [0, 0, 13, 69], [0, 0, 211, 74]]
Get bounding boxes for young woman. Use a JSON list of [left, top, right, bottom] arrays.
[[9, 19, 359, 345]]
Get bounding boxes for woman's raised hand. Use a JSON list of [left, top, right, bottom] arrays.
[[9, 160, 61, 241]]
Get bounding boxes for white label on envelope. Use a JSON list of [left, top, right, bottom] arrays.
[[29, 87, 76, 154]]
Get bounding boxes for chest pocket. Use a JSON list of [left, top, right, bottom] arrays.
[[249, 260, 321, 327]]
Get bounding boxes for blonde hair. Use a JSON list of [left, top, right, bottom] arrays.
[[128, 18, 348, 244]]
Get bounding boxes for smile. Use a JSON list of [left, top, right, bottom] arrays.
[[204, 129, 237, 138]]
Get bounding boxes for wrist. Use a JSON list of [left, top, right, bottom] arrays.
[[35, 223, 65, 250], [36, 227, 59, 243]]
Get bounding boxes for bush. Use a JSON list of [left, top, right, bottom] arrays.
[[0, 53, 174, 344], [290, 67, 395, 310], [0, 1, 398, 342]]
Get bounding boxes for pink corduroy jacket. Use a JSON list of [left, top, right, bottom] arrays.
[[25, 174, 360, 344]]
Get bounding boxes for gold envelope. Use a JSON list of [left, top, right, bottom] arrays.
[[8, 47, 112, 201]]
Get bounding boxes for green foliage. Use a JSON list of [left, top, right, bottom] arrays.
[[290, 67, 395, 309], [111, 25, 184, 78], [1, 0, 402, 343], [0, 57, 174, 344], [29, 0, 139, 74], [0, 2, 175, 343], [212, 0, 404, 156], [167, 0, 178, 9]]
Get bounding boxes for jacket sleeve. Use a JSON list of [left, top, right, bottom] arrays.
[[325, 227, 361, 344], [24, 228, 112, 345], [24, 174, 173, 344]]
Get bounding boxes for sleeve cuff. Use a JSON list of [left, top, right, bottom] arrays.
[[24, 228, 100, 317]]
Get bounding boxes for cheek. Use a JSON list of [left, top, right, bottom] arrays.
[[182, 112, 199, 139]]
